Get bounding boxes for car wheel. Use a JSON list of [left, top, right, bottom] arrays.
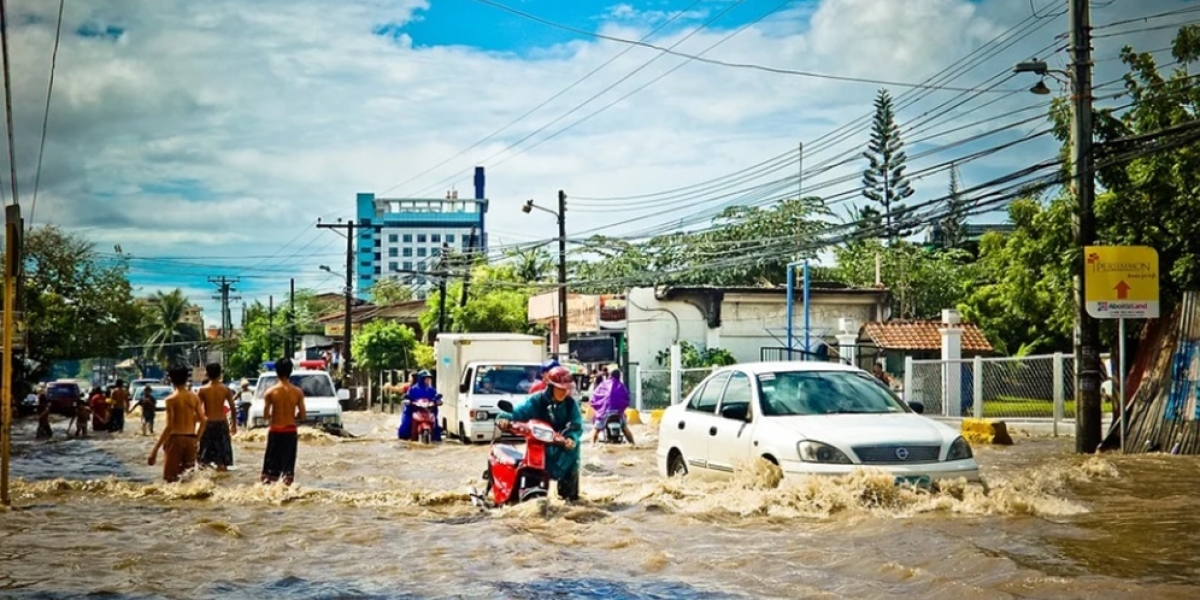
[[668, 450, 688, 477]]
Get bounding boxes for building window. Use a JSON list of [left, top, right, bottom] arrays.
[[388, 234, 398, 243], [417, 234, 427, 243], [417, 248, 427, 257], [431, 247, 441, 257], [360, 261, 371, 268], [431, 234, 441, 243], [373, 252, 381, 261], [446, 234, 455, 244], [403, 234, 412, 243], [417, 261, 426, 272], [374, 266, 381, 274], [373, 238, 381, 247], [387, 248, 397, 258], [403, 247, 412, 257], [402, 261, 412, 271], [389, 261, 398, 272]]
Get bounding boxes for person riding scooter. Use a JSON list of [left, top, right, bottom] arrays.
[[496, 366, 582, 501], [589, 367, 635, 445], [398, 370, 442, 441], [526, 358, 560, 395]]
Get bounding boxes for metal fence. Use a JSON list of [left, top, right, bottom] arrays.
[[631, 365, 715, 411], [904, 353, 1086, 432]]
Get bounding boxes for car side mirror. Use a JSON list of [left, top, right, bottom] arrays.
[[721, 404, 749, 422], [337, 389, 351, 401], [497, 400, 514, 413], [460, 382, 469, 394], [907, 401, 925, 414]]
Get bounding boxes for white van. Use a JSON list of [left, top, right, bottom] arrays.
[[248, 369, 349, 429]]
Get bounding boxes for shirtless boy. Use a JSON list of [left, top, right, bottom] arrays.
[[261, 358, 306, 486], [197, 363, 238, 471], [147, 365, 206, 482]]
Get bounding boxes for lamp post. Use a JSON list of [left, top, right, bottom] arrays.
[[523, 193, 568, 356], [321, 264, 352, 380], [1012, 0, 1101, 453]]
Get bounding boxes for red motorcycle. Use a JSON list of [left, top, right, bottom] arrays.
[[470, 400, 569, 507], [403, 397, 440, 444]]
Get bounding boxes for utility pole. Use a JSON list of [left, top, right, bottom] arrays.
[[458, 226, 476, 331], [1070, 0, 1101, 453], [557, 189, 568, 356], [316, 219, 359, 380], [286, 278, 296, 360], [2, 204, 22, 506], [268, 295, 275, 360], [437, 243, 449, 334], [207, 276, 241, 339]]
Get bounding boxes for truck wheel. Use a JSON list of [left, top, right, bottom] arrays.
[[459, 422, 470, 445]]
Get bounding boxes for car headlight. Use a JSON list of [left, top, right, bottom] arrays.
[[946, 436, 974, 461], [472, 410, 490, 421], [797, 440, 853, 464]]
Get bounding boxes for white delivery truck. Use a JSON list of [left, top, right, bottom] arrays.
[[436, 333, 547, 443]]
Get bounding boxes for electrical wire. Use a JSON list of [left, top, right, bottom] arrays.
[[0, 0, 19, 205], [29, 0, 65, 227]]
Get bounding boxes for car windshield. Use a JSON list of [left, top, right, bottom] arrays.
[[472, 365, 540, 395], [148, 387, 172, 400], [47, 386, 77, 399], [254, 373, 335, 399], [757, 370, 909, 416]]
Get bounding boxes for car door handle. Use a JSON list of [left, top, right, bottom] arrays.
[[709, 426, 718, 436], [678, 421, 685, 430]]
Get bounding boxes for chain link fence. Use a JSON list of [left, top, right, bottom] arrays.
[[904, 353, 1099, 430]]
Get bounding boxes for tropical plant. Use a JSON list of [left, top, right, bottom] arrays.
[[142, 289, 202, 366], [861, 88, 915, 243]]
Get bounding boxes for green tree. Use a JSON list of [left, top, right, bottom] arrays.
[[509, 246, 555, 283], [351, 320, 418, 372], [832, 239, 978, 320], [142, 289, 202, 366], [368, 278, 414, 305], [419, 263, 535, 338], [225, 305, 284, 378], [413, 343, 436, 370], [861, 88, 915, 243], [938, 165, 967, 250]]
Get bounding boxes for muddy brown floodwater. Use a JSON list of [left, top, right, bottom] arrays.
[[2, 411, 1199, 599]]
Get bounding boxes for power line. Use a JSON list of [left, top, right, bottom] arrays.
[[1093, 5, 1200, 30], [470, 0, 1022, 93], [0, 0, 18, 205], [29, 0, 65, 227]]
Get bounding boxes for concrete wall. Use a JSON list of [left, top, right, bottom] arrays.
[[625, 287, 888, 369]]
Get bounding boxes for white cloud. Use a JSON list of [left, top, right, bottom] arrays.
[[0, 0, 1188, 319]]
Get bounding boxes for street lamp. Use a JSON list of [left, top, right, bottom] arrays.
[[1013, 59, 1066, 96], [522, 193, 569, 357]]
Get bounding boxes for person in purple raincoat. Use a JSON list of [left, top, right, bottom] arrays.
[[589, 367, 635, 444]]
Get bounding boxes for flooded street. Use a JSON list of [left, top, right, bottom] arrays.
[[3, 412, 1200, 599]]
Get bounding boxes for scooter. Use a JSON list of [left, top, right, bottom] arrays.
[[599, 410, 625, 444], [403, 397, 440, 444], [469, 400, 569, 507]]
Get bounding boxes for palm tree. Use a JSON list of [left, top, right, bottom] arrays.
[[143, 289, 201, 366], [511, 247, 554, 283]]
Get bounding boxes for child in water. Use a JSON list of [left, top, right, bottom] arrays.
[[36, 396, 53, 440]]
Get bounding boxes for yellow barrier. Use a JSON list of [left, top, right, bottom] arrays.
[[583, 405, 593, 422], [648, 409, 664, 428], [625, 408, 642, 425], [961, 418, 1014, 445]]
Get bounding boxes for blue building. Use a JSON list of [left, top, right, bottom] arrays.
[[356, 167, 488, 299]]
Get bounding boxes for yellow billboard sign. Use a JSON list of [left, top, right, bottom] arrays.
[[1084, 245, 1159, 319], [324, 323, 362, 337]]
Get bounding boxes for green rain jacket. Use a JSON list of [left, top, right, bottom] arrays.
[[501, 389, 583, 480]]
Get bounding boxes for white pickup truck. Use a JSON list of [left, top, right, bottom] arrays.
[[436, 333, 547, 443], [248, 368, 349, 429]]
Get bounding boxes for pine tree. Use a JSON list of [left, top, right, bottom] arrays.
[[861, 89, 915, 244], [939, 165, 967, 250]]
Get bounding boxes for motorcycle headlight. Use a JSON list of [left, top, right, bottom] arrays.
[[530, 424, 556, 443], [946, 436, 974, 461], [797, 440, 853, 464]]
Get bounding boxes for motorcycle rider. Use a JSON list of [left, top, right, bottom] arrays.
[[497, 366, 582, 501], [527, 358, 560, 395], [589, 367, 635, 445], [397, 370, 442, 441]]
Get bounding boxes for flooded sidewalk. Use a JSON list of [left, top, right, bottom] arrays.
[[1, 412, 1199, 599]]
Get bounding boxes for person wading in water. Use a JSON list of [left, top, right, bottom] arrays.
[[108, 380, 131, 433], [147, 365, 206, 482], [197, 363, 238, 471], [261, 358, 306, 486]]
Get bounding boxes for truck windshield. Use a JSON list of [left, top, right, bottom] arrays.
[[473, 365, 540, 395]]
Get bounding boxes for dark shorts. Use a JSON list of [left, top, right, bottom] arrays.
[[198, 420, 234, 467], [261, 427, 298, 485], [143, 412, 156, 424]]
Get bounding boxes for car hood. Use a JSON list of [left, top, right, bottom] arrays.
[[251, 396, 342, 413], [768, 413, 955, 447]]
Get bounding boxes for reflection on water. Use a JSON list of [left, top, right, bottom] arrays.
[[2, 413, 1200, 599]]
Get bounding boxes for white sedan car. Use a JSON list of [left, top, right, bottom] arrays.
[[656, 362, 979, 484]]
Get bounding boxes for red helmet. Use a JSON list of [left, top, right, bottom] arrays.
[[545, 366, 575, 391]]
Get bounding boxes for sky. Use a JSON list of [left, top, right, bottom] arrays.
[[0, 0, 1193, 327]]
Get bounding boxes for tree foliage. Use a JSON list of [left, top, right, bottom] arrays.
[[352, 320, 418, 372], [142, 288, 202, 366], [655, 341, 736, 368], [937, 165, 968, 250], [368, 277, 415, 305], [10, 226, 145, 378], [831, 239, 978, 321], [419, 263, 536, 338], [861, 89, 915, 243]]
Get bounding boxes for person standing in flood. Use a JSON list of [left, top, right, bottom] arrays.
[[108, 380, 130, 433], [261, 358, 305, 486], [147, 365, 206, 483], [36, 395, 53, 440], [133, 384, 157, 436], [88, 387, 110, 433], [197, 363, 238, 471]]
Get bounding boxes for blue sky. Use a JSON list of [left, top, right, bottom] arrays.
[[2, 0, 1190, 327]]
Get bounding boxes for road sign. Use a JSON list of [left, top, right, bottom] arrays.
[[1084, 245, 1160, 319]]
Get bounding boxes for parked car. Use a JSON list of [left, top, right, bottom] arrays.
[[130, 378, 161, 389], [45, 382, 83, 415], [656, 362, 980, 484], [248, 369, 349, 429], [57, 379, 91, 398], [148, 385, 174, 411]]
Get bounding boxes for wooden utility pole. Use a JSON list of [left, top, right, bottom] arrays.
[[557, 190, 568, 356], [2, 204, 21, 506], [316, 219, 362, 379]]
